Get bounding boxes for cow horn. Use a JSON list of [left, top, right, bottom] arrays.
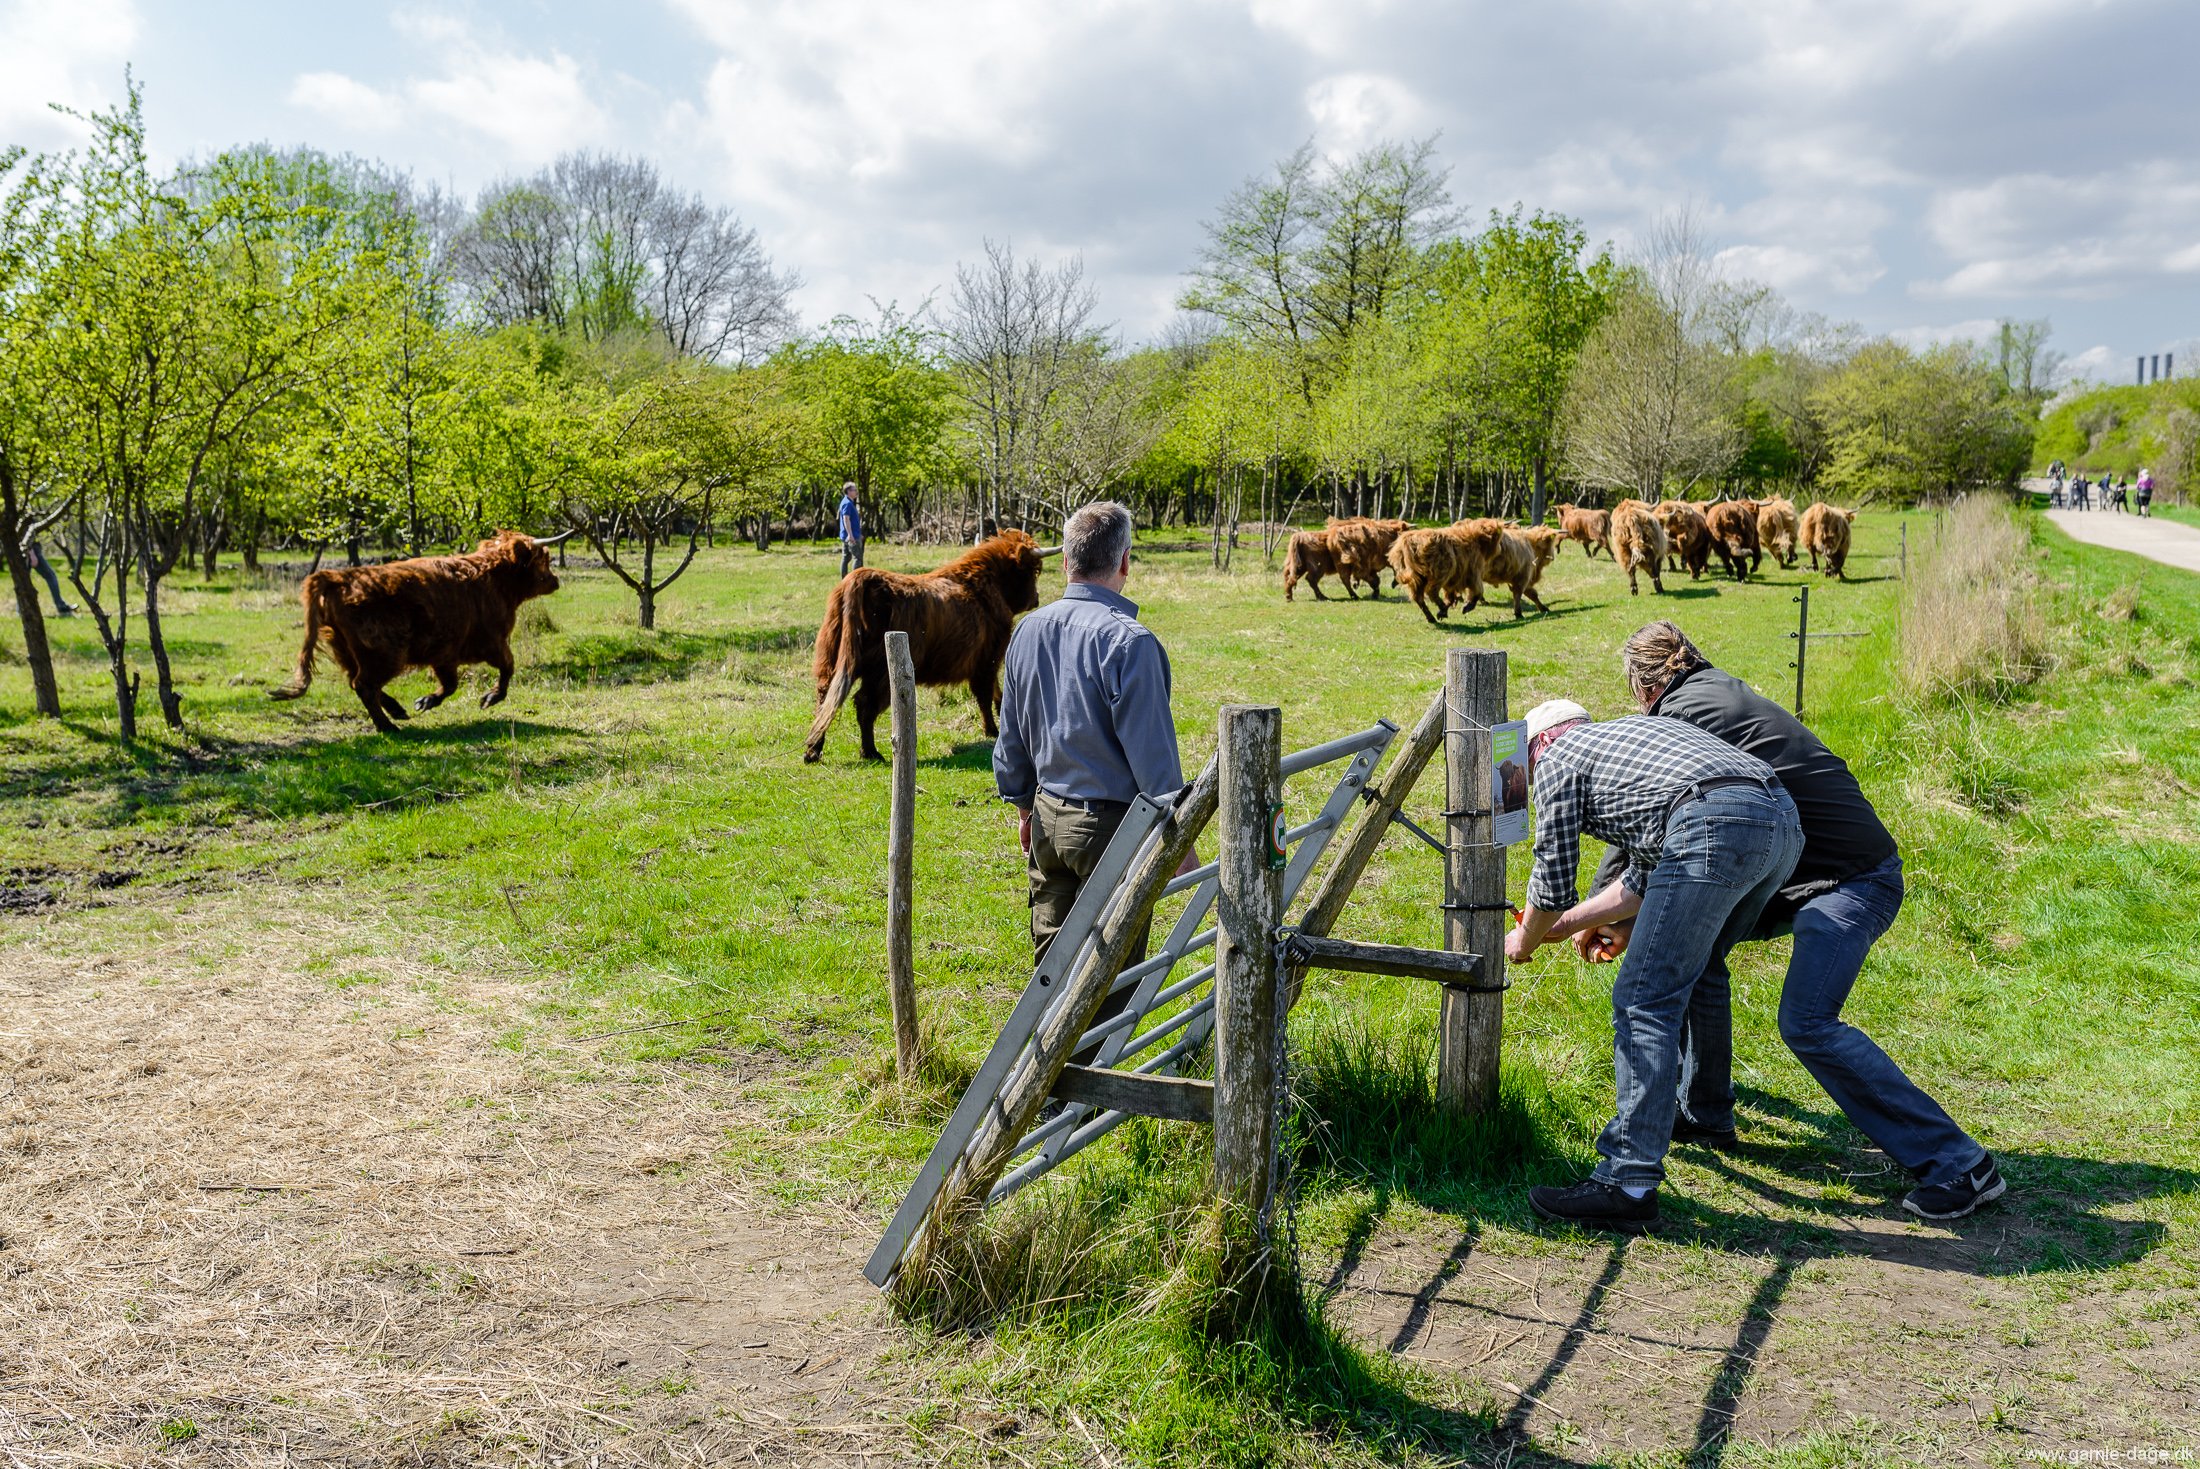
[[1035, 544, 1063, 560], [530, 529, 578, 547]]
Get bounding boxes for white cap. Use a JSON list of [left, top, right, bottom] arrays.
[[1524, 698, 1591, 746]]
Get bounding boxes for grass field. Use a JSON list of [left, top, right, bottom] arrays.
[[4, 507, 2198, 1466]]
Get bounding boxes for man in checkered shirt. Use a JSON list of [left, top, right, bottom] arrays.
[[1505, 698, 1803, 1231]]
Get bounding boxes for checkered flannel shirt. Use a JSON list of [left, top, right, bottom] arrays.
[[1527, 715, 1777, 912]]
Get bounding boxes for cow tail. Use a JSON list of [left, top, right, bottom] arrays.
[[269, 575, 329, 701], [802, 575, 867, 760]]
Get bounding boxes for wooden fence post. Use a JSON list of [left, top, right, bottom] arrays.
[[1439, 650, 1506, 1114], [1214, 704, 1284, 1293], [885, 630, 921, 1083]]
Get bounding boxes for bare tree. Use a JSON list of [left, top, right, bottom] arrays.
[[942, 239, 1100, 532], [451, 152, 795, 363], [648, 192, 798, 363], [1561, 210, 1740, 500], [1036, 345, 1166, 522], [1183, 137, 1453, 401]]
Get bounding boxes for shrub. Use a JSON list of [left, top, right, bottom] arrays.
[[1899, 496, 2050, 701]]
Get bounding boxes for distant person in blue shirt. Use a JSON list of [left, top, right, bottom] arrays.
[[995, 501, 1191, 1059], [837, 482, 864, 576]]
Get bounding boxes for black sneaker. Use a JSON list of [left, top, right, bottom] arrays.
[[1671, 1116, 1739, 1150], [1529, 1179, 1658, 1233], [1902, 1155, 2006, 1221]]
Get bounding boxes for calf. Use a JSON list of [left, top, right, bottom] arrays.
[[1756, 497, 1800, 570], [1704, 500, 1760, 581], [1799, 503, 1857, 579], [1553, 502, 1611, 559], [1652, 500, 1713, 579], [1282, 530, 1344, 601], [1610, 500, 1669, 596]]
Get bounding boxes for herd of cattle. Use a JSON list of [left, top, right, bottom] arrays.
[[1283, 496, 1858, 619], [267, 498, 1862, 741]]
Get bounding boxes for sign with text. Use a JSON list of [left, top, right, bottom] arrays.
[[1490, 720, 1530, 846]]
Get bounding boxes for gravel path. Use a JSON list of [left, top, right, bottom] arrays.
[[2042, 505, 2200, 573]]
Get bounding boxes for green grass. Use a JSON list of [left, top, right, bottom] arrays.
[[5, 510, 2199, 1464]]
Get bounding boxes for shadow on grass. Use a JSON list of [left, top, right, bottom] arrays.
[[536, 624, 811, 684], [1281, 1023, 2199, 1466], [4, 716, 595, 827], [919, 739, 998, 773]]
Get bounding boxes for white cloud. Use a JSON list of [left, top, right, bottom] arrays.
[[1885, 317, 2000, 350], [286, 71, 402, 133], [1715, 242, 1884, 295], [1304, 72, 1430, 160], [1917, 161, 2200, 298], [285, 14, 607, 167], [0, 0, 137, 148]]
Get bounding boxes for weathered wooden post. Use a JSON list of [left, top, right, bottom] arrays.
[[884, 630, 922, 1082], [1440, 650, 1507, 1114], [1214, 704, 1284, 1296]]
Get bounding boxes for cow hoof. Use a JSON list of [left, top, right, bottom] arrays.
[[802, 749, 823, 764], [414, 695, 441, 713]]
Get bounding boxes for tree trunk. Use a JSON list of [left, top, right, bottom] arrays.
[[1531, 453, 1549, 528], [0, 467, 62, 718], [639, 534, 657, 630]]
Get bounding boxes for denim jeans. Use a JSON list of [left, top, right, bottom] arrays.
[[1682, 853, 1986, 1188], [1594, 782, 1804, 1191], [840, 537, 865, 576]]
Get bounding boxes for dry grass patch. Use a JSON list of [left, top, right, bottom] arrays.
[[1900, 496, 2051, 701]]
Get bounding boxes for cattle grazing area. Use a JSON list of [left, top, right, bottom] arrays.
[[3, 511, 2200, 1466]]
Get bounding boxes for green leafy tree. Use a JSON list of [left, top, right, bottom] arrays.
[[784, 305, 952, 530], [1816, 341, 2032, 501]]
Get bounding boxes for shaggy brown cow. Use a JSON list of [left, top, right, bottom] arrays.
[[1452, 520, 1555, 619], [1282, 529, 1344, 601], [1800, 503, 1858, 579], [269, 529, 567, 734], [1704, 500, 1761, 581], [1553, 502, 1612, 559], [1757, 496, 1800, 570], [1326, 516, 1410, 595], [1387, 526, 1481, 624], [804, 530, 1052, 762], [1610, 500, 1669, 596], [1652, 500, 1713, 579]]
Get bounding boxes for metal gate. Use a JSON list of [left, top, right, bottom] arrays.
[[864, 718, 1397, 1288]]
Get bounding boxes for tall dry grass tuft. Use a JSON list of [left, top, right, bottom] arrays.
[[1899, 495, 2051, 702]]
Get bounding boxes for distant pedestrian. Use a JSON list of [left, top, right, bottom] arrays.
[[2071, 474, 2090, 511], [836, 482, 864, 577], [25, 537, 76, 617], [2136, 468, 2155, 516], [2109, 478, 2130, 513]]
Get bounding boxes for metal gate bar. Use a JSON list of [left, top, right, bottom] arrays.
[[989, 727, 1393, 1202]]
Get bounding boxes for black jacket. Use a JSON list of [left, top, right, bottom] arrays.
[[1590, 664, 1897, 923]]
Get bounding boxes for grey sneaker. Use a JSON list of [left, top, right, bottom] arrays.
[[1903, 1155, 2006, 1220]]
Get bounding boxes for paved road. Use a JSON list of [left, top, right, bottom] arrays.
[[2043, 506, 2200, 574]]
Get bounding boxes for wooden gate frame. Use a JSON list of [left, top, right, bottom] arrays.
[[870, 649, 1512, 1297]]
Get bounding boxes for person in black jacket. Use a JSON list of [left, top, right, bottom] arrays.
[[1577, 621, 2004, 1220]]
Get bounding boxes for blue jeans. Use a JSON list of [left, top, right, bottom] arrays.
[[1595, 782, 1804, 1191], [1682, 854, 1985, 1188]]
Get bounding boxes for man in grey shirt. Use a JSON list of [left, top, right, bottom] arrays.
[[994, 502, 1186, 1055]]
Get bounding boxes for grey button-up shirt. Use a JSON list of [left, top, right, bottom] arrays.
[[993, 582, 1184, 809]]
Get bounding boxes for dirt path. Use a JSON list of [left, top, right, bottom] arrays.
[[2043, 505, 2200, 573], [0, 894, 939, 1467]]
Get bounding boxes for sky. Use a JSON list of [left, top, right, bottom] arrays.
[[6, 0, 2197, 385]]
